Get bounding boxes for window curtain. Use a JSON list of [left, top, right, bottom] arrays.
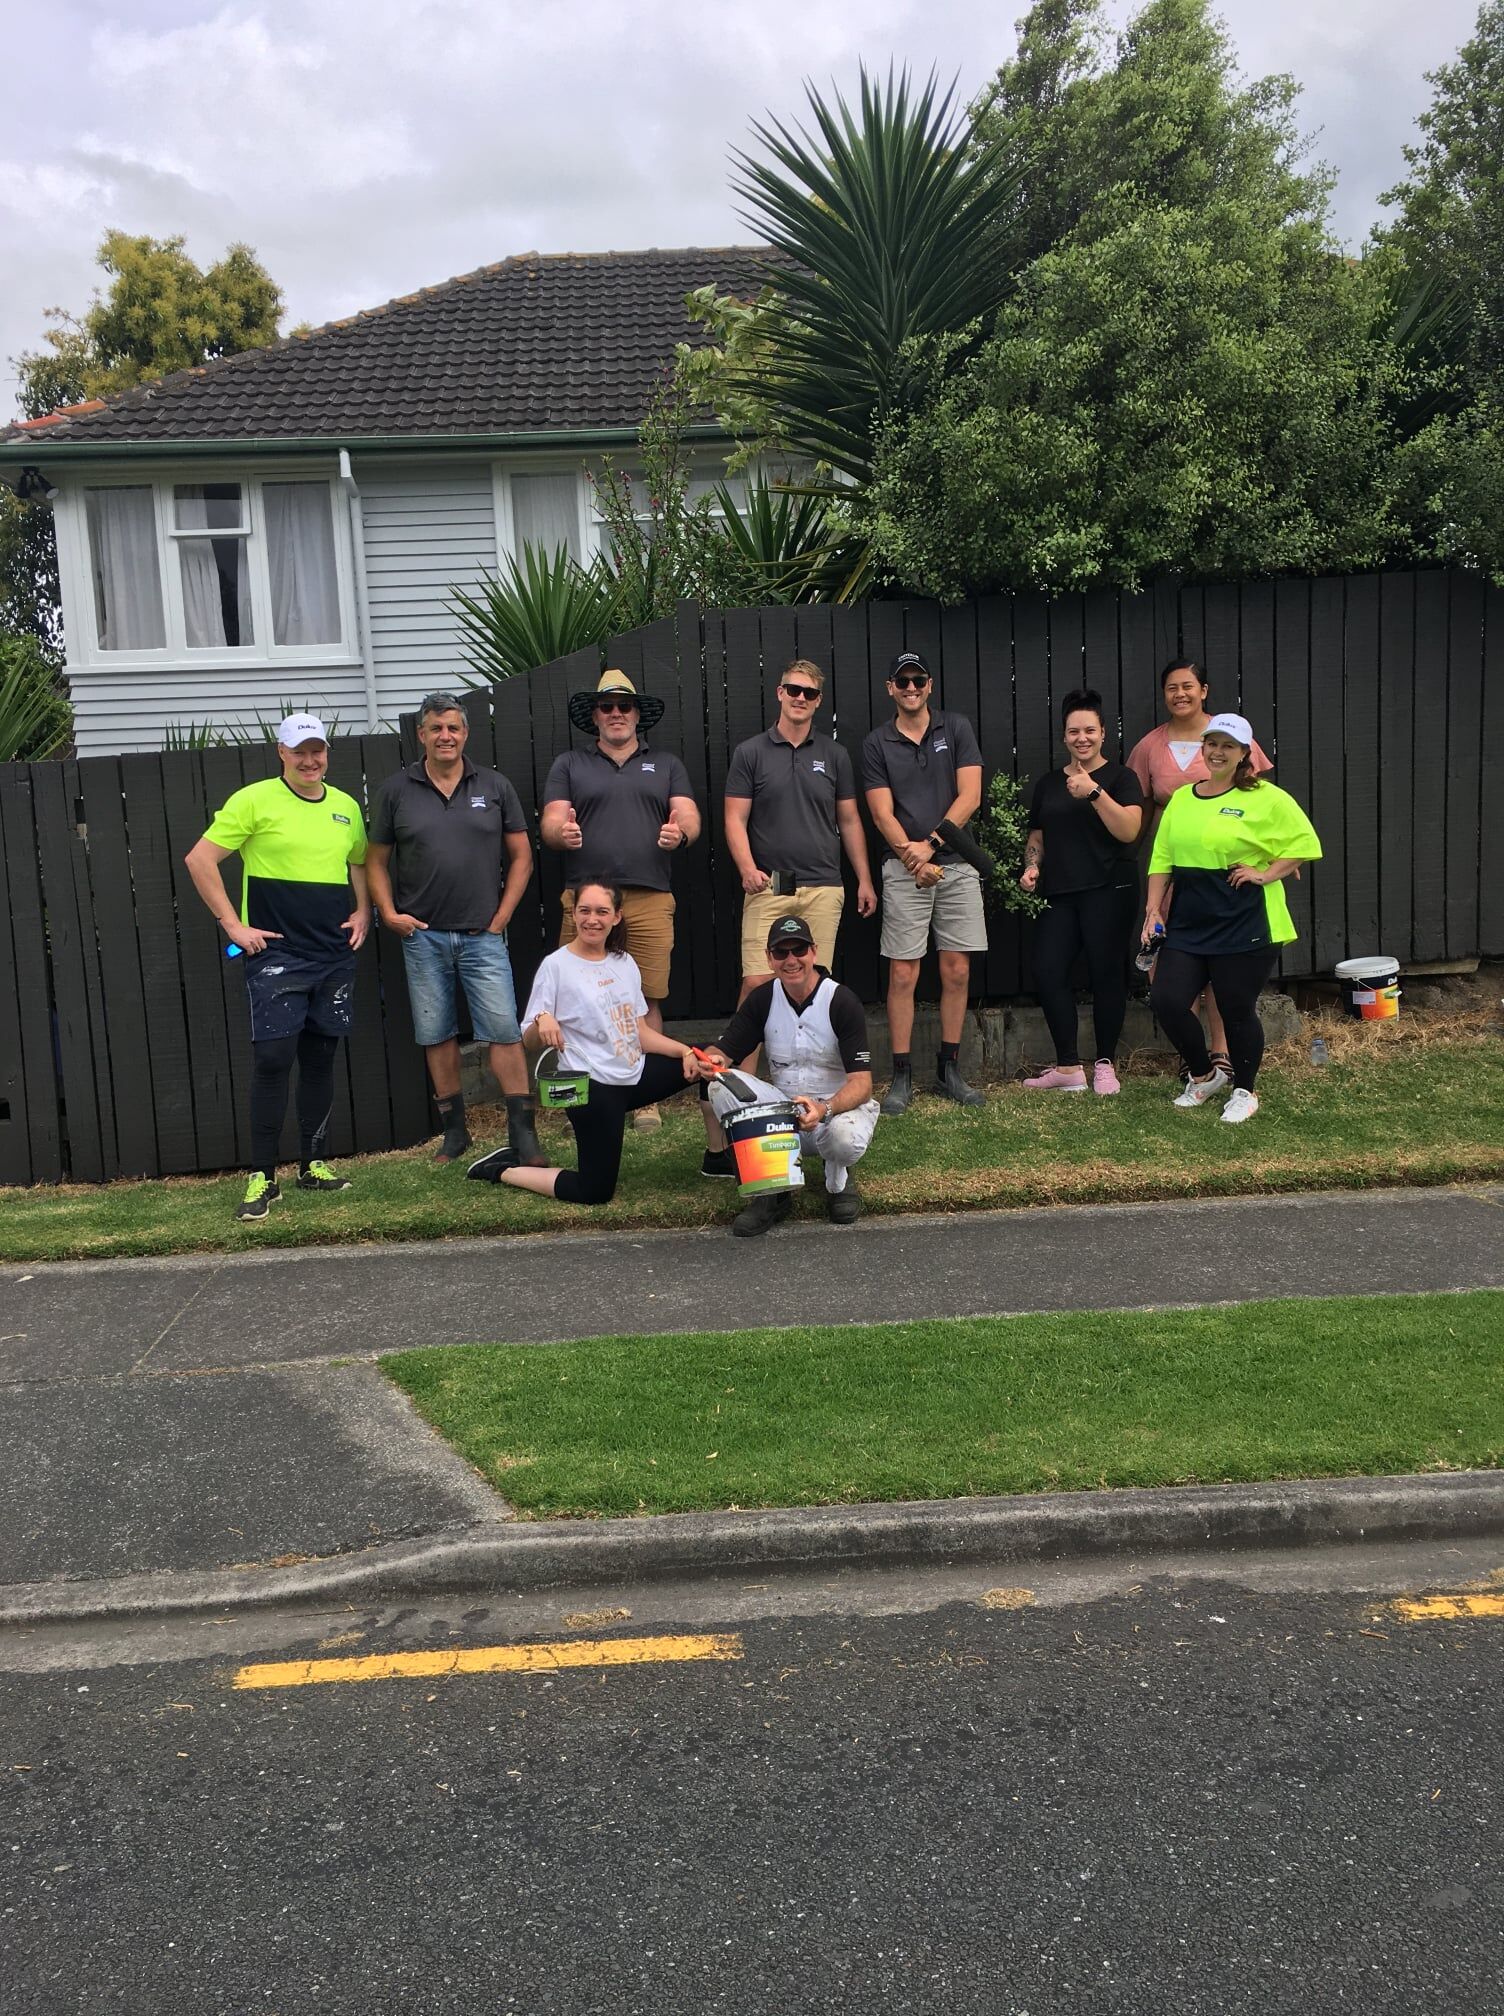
[[176, 489, 253, 648], [510, 472, 580, 561], [264, 483, 341, 646], [84, 489, 166, 650]]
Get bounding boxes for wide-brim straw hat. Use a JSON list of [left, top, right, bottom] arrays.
[[568, 670, 666, 735]]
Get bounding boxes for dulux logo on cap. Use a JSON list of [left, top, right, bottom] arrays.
[[276, 712, 328, 746]]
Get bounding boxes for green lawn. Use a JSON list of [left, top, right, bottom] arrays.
[[3, 1033, 1502, 1262], [383, 1292, 1504, 1518]]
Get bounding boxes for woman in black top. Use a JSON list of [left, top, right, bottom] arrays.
[[1019, 689, 1146, 1094]]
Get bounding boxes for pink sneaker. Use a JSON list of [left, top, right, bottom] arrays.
[[1092, 1060, 1121, 1096], [1023, 1064, 1088, 1091]]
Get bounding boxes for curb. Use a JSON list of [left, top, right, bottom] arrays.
[[4, 1470, 1503, 1627]]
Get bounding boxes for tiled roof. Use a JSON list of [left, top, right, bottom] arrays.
[[1, 247, 769, 449]]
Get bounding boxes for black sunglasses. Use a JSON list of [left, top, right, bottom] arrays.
[[594, 697, 639, 714], [769, 940, 811, 959], [780, 682, 820, 701], [890, 671, 931, 690]]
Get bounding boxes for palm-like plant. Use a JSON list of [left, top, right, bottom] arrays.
[[451, 542, 623, 685], [0, 634, 70, 760], [710, 477, 864, 601], [730, 66, 1024, 487]]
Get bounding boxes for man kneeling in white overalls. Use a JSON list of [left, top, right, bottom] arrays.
[[700, 912, 880, 1236]]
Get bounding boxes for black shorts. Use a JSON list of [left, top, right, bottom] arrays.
[[244, 949, 356, 1043]]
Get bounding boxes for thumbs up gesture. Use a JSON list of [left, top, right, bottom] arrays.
[[1064, 757, 1095, 800], [657, 813, 684, 850], [561, 804, 583, 849]]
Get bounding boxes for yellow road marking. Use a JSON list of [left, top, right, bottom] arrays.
[[1392, 1595, 1504, 1622], [233, 1632, 743, 1690]]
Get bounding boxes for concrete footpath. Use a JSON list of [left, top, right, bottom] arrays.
[[2, 1185, 1501, 1623]]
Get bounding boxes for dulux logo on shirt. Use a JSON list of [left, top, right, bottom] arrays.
[[331, 812, 351, 825], [641, 761, 656, 773], [470, 796, 488, 809], [811, 760, 827, 775], [1218, 806, 1247, 819], [933, 738, 949, 753]]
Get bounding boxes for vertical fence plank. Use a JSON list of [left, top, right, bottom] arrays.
[[665, 602, 719, 1019], [1202, 582, 1240, 702], [1443, 573, 1485, 963], [1274, 579, 1314, 957], [1481, 586, 1504, 957], [975, 595, 1021, 999], [61, 757, 120, 1177], [1239, 582, 1276, 756], [0, 772, 60, 1182], [0, 777, 37, 1183], [1410, 571, 1449, 962], [1118, 589, 1159, 756], [699, 609, 739, 1008], [1307, 577, 1347, 975], [1341, 574, 1381, 956], [77, 755, 159, 1177], [166, 748, 243, 1170], [1082, 590, 1122, 748], [118, 754, 198, 1175], [345, 733, 400, 1154], [31, 764, 106, 1183], [1377, 572, 1416, 961]]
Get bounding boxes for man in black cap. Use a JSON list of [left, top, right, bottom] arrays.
[[862, 649, 987, 1113], [698, 913, 878, 1237], [541, 668, 700, 1132]]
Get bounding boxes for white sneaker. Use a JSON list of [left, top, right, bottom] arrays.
[[1221, 1088, 1260, 1124], [1172, 1066, 1231, 1108]]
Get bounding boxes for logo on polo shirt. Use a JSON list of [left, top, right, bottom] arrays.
[[470, 796, 488, 809], [641, 761, 656, 773], [1218, 806, 1246, 818], [331, 812, 351, 825], [933, 738, 949, 753], [811, 760, 827, 775]]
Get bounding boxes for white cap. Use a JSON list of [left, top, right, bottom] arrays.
[[1203, 712, 1254, 748], [275, 712, 328, 747]]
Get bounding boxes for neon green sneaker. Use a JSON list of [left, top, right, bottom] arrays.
[[296, 1160, 351, 1193], [235, 1173, 281, 1221]]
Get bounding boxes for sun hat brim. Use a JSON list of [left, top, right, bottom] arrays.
[[568, 687, 666, 734]]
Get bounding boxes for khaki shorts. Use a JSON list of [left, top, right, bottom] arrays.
[[880, 855, 987, 961], [740, 883, 845, 978], [561, 886, 676, 1001]]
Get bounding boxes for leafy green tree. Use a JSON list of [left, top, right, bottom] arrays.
[[867, 0, 1397, 596], [1378, 0, 1504, 580], [3, 232, 282, 668]]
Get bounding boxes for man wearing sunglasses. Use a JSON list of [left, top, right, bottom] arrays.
[[724, 658, 876, 1011], [368, 692, 543, 1166], [699, 914, 878, 1235], [862, 649, 987, 1112], [542, 669, 701, 1133]]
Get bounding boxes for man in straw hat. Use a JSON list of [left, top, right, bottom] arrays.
[[541, 669, 701, 1131]]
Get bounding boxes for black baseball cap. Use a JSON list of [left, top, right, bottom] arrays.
[[889, 650, 931, 678], [766, 914, 815, 948]]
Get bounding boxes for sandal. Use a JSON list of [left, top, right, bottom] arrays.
[[1208, 1051, 1232, 1076]]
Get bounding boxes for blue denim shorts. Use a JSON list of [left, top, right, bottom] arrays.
[[401, 928, 521, 1047]]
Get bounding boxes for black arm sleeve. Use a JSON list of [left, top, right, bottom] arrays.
[[829, 985, 873, 1072], [714, 980, 775, 1059]]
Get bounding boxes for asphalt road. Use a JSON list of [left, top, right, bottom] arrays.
[[5, 1562, 1501, 2014]]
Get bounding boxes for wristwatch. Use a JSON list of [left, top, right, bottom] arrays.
[[1088, 785, 1103, 802]]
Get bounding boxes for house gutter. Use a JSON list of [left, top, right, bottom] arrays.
[[0, 425, 728, 465], [339, 450, 379, 733]]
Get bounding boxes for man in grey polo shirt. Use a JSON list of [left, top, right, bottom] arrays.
[[862, 649, 986, 1113], [723, 657, 876, 1002], [540, 668, 700, 1133], [367, 692, 543, 1165]]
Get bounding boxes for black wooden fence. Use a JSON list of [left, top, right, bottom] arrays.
[[3, 570, 1499, 1184]]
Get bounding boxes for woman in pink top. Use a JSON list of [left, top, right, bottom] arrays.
[[1127, 660, 1272, 1076]]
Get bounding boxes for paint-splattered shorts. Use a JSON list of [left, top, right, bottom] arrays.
[[244, 949, 356, 1044]]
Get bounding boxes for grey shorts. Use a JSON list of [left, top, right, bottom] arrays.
[[880, 856, 987, 960]]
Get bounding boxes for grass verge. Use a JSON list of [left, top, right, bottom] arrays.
[[383, 1292, 1504, 1518], [4, 1028, 1503, 1262]]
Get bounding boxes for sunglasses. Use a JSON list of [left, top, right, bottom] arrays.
[[769, 941, 811, 960], [890, 672, 931, 690], [780, 683, 820, 701], [594, 697, 639, 714]]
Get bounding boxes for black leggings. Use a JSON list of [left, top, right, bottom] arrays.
[[250, 1030, 341, 1174], [1151, 946, 1278, 1091], [553, 1053, 694, 1205], [1032, 884, 1137, 1065]]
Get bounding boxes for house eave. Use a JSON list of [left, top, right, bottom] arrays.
[[0, 423, 731, 467]]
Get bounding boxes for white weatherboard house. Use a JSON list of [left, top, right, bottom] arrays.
[[0, 247, 763, 754]]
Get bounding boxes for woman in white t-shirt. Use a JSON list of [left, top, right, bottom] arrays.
[[466, 882, 701, 1203]]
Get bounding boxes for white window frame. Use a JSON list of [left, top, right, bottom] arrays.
[[490, 458, 594, 571], [57, 458, 361, 671]]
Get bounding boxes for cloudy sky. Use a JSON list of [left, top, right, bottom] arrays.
[[1, 0, 1481, 417]]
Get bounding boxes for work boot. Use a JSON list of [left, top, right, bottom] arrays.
[[879, 1066, 913, 1118], [433, 1094, 472, 1163], [936, 1058, 985, 1107], [731, 1192, 793, 1238], [826, 1181, 861, 1226], [505, 1094, 547, 1167]]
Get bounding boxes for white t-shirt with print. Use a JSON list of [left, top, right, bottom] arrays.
[[522, 947, 647, 1086]]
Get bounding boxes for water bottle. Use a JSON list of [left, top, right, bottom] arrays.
[[1309, 1034, 1329, 1067], [225, 942, 243, 960], [1134, 923, 1165, 973]]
